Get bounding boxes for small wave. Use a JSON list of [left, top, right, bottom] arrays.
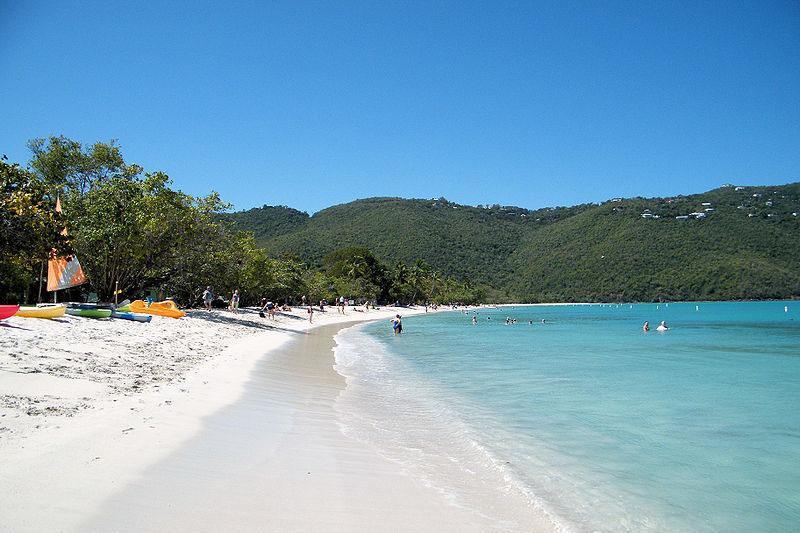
[[331, 324, 571, 532]]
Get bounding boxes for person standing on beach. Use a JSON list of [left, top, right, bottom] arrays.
[[202, 286, 213, 311], [229, 290, 239, 313], [307, 304, 314, 323]]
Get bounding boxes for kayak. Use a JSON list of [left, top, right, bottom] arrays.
[[15, 304, 67, 319], [0, 305, 20, 320], [129, 299, 185, 318], [65, 308, 112, 318], [68, 303, 112, 310], [114, 304, 131, 312], [110, 310, 152, 322]]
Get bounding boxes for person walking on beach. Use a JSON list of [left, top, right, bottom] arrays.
[[391, 314, 402, 334], [307, 304, 314, 323], [229, 290, 239, 313], [202, 286, 213, 311], [339, 295, 346, 314]]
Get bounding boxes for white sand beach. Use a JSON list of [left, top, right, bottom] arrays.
[[1, 304, 552, 532]]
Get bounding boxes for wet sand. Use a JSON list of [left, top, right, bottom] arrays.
[[79, 324, 509, 532]]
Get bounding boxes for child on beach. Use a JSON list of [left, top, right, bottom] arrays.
[[229, 290, 239, 313]]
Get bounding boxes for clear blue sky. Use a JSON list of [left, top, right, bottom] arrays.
[[2, 1, 798, 214]]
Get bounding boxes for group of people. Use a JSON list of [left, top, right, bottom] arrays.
[[200, 286, 405, 330], [643, 320, 669, 331]]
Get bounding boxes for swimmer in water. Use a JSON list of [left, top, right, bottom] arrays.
[[643, 321, 650, 331], [656, 320, 669, 331]]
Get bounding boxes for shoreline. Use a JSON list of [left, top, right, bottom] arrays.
[[0, 304, 441, 532], [78, 322, 537, 532]]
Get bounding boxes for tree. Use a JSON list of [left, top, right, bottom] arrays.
[[63, 172, 227, 301], [408, 259, 429, 303], [27, 136, 140, 197], [427, 270, 442, 301], [345, 255, 366, 299], [0, 158, 70, 301]]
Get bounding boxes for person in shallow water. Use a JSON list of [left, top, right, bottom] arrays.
[[643, 321, 650, 331], [656, 320, 669, 331], [391, 314, 402, 334]]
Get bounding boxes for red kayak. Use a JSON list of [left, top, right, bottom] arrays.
[[0, 305, 20, 320]]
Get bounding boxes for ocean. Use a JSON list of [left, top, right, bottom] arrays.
[[332, 302, 800, 532]]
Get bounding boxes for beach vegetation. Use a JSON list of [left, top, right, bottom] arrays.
[[0, 158, 71, 302], [6, 135, 799, 305]]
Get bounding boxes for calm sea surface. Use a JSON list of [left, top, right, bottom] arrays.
[[333, 302, 800, 532]]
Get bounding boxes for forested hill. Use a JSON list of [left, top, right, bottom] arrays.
[[224, 184, 800, 302]]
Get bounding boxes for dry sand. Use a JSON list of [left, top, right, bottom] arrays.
[[1, 304, 553, 532]]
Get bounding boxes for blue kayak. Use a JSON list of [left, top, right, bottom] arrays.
[[110, 310, 152, 322]]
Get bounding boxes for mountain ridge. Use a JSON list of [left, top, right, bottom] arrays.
[[223, 183, 800, 302]]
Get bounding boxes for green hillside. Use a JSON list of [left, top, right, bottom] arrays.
[[226, 184, 800, 302]]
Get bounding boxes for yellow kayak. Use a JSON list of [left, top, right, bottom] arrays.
[[129, 299, 185, 318], [15, 304, 67, 319]]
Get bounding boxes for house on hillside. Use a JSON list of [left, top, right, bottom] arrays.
[[735, 186, 746, 191], [690, 212, 706, 218], [675, 215, 690, 219]]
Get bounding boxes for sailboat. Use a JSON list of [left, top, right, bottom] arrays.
[[47, 196, 87, 297]]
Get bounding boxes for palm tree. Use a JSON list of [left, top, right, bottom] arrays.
[[427, 271, 442, 302], [346, 255, 365, 300], [409, 259, 429, 304]]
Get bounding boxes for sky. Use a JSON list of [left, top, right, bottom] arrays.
[[1, 1, 799, 214]]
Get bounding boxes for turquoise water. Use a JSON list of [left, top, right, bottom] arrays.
[[333, 302, 800, 532]]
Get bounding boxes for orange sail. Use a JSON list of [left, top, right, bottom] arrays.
[[47, 196, 87, 291]]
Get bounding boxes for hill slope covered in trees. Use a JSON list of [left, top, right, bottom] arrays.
[[225, 183, 800, 302]]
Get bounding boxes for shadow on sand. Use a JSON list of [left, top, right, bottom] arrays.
[[185, 308, 309, 335]]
